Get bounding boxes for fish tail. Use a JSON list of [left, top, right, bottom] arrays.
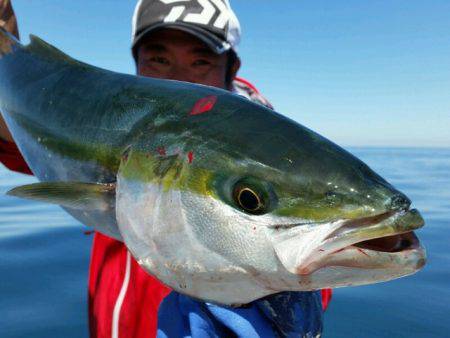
[[0, 26, 20, 57]]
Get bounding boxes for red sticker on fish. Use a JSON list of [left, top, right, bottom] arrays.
[[187, 151, 194, 164], [189, 95, 217, 116]]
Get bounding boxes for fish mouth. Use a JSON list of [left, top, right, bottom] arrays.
[[353, 229, 419, 253], [333, 208, 424, 252], [297, 208, 426, 274]]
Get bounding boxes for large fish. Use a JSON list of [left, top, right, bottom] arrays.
[[0, 29, 426, 305]]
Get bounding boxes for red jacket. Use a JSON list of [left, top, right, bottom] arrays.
[[0, 79, 331, 338]]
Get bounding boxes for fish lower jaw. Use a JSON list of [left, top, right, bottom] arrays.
[[295, 208, 426, 275], [296, 232, 426, 276]]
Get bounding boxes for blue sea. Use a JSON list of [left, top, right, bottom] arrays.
[[0, 147, 449, 338]]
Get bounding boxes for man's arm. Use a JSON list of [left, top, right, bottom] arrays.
[[0, 0, 19, 142]]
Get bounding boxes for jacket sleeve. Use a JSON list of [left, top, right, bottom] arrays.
[[0, 2, 30, 174], [0, 137, 32, 175]]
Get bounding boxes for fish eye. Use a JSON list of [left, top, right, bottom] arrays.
[[233, 185, 267, 215]]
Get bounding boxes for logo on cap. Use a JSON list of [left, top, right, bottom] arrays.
[[159, 0, 233, 29]]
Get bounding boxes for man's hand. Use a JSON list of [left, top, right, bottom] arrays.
[[157, 291, 323, 337], [0, 0, 19, 142], [0, 0, 19, 38]]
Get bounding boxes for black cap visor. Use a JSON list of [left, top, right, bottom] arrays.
[[132, 22, 231, 60]]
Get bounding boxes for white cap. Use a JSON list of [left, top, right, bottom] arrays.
[[132, 0, 241, 58]]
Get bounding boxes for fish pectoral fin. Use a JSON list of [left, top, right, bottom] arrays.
[[7, 181, 116, 211]]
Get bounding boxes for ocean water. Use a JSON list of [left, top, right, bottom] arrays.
[[0, 147, 448, 338]]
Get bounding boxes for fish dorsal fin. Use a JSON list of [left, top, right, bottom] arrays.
[[26, 34, 86, 68], [7, 181, 116, 210]]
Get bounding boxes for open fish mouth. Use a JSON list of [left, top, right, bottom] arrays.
[[331, 208, 424, 251], [353, 229, 420, 253], [296, 208, 426, 274]]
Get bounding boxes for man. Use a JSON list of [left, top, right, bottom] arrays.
[[0, 1, 331, 337]]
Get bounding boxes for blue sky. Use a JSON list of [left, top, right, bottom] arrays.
[[12, 0, 450, 147]]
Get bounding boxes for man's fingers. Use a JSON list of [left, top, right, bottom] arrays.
[[0, 0, 19, 39]]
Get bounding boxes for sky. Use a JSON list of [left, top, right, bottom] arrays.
[[11, 0, 450, 147]]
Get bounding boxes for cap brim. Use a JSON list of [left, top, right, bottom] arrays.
[[132, 22, 231, 55]]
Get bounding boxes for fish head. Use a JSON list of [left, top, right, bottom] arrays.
[[116, 92, 426, 304]]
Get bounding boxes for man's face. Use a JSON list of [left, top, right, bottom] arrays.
[[137, 29, 234, 89]]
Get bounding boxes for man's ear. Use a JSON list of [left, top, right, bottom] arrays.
[[227, 56, 241, 90]]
